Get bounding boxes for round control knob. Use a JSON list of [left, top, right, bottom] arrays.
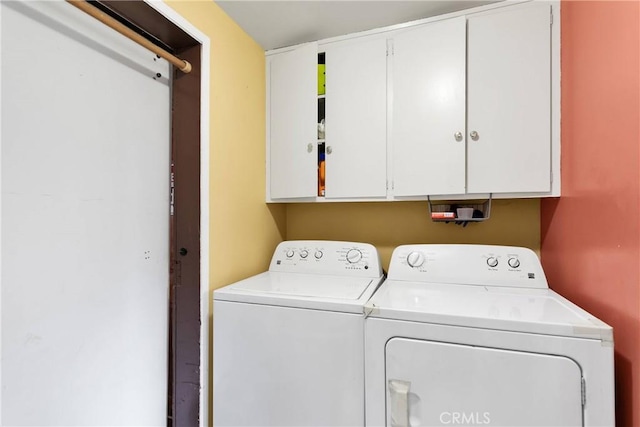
[[486, 257, 499, 268], [314, 250, 323, 259], [508, 257, 520, 268], [346, 249, 363, 264], [300, 250, 308, 259], [286, 250, 294, 258], [406, 251, 425, 268]]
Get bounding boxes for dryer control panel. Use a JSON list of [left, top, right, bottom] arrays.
[[389, 244, 548, 289], [269, 240, 383, 278]]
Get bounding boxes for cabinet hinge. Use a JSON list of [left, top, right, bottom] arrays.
[[581, 377, 587, 406]]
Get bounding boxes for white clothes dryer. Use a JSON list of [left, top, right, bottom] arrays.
[[365, 244, 614, 427], [214, 240, 384, 427]]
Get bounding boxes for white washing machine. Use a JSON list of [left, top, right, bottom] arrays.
[[365, 244, 614, 427], [214, 240, 384, 427]]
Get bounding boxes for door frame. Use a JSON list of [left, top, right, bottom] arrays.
[[144, 3, 210, 426]]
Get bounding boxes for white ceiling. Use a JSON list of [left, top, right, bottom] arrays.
[[215, 1, 499, 51]]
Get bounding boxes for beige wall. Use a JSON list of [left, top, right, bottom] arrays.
[[166, 0, 286, 289], [287, 199, 540, 269], [164, 2, 540, 291]]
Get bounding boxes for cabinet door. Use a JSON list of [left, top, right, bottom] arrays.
[[391, 17, 466, 197], [467, 4, 551, 193], [268, 43, 318, 199], [324, 37, 387, 198]]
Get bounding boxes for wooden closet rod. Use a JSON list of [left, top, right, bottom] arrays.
[[65, 0, 192, 73]]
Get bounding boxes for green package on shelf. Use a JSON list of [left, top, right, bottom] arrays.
[[318, 64, 325, 95]]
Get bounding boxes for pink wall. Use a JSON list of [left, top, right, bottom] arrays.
[[541, 1, 640, 425]]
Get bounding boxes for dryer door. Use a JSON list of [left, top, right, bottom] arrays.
[[385, 338, 583, 426]]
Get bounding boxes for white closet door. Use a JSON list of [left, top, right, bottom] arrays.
[[324, 37, 387, 199], [391, 17, 466, 197], [268, 43, 318, 199], [1, 2, 170, 425], [467, 4, 552, 193], [386, 338, 583, 426]]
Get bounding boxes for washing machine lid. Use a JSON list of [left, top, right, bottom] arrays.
[[366, 280, 613, 342], [214, 271, 383, 314]]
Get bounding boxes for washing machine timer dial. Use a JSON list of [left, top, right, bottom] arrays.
[[508, 257, 520, 268], [346, 249, 363, 264], [406, 251, 425, 268]]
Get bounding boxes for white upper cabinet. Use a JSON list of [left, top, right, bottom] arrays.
[[265, 1, 559, 202], [467, 3, 551, 193], [391, 3, 553, 197], [268, 43, 318, 200], [324, 37, 387, 199], [391, 17, 467, 197]]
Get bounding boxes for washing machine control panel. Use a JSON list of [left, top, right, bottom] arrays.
[[389, 244, 548, 289], [269, 240, 383, 278]]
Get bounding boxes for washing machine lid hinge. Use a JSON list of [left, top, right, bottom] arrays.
[[581, 377, 587, 407]]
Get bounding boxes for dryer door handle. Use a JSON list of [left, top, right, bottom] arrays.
[[388, 379, 411, 427]]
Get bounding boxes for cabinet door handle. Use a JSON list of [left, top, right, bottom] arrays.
[[454, 132, 463, 142], [307, 143, 313, 153], [326, 146, 333, 155], [470, 131, 479, 141]]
